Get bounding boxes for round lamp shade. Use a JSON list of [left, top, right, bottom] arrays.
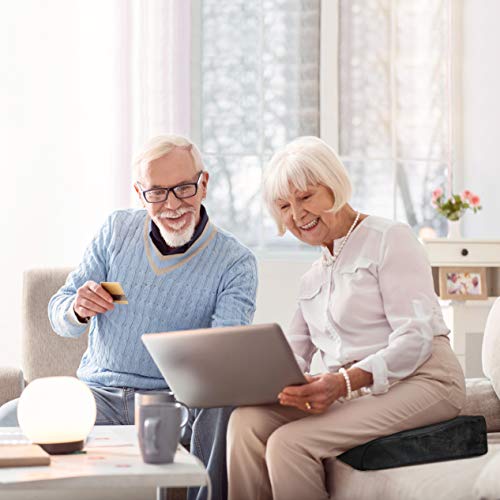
[[18, 376, 96, 454]]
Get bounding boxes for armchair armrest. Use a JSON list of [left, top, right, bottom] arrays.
[[460, 377, 500, 432], [0, 366, 24, 406]]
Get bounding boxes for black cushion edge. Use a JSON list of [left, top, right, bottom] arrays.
[[337, 416, 488, 471]]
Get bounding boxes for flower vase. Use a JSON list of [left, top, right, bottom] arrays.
[[447, 220, 462, 239]]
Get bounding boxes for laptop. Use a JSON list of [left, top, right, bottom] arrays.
[[142, 323, 307, 408]]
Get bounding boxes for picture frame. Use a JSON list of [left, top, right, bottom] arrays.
[[438, 267, 488, 300]]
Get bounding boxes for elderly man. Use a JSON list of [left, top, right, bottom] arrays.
[[0, 134, 258, 500]]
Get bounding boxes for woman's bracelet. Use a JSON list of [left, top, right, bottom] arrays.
[[339, 367, 352, 400]]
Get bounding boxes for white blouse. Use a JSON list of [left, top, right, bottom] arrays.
[[288, 216, 449, 395]]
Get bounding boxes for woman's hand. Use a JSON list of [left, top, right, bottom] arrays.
[[278, 373, 346, 414]]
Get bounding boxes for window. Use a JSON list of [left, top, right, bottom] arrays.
[[192, 0, 455, 247], [193, 0, 321, 249]]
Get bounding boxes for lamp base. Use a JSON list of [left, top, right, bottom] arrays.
[[39, 440, 84, 455]]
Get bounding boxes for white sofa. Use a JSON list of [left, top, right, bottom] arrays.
[[1, 263, 500, 500]]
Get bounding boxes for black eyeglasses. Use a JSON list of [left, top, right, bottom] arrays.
[[137, 171, 204, 203]]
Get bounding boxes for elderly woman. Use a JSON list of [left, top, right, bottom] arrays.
[[226, 136, 465, 500]]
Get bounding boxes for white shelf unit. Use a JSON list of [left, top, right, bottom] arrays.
[[421, 238, 500, 377]]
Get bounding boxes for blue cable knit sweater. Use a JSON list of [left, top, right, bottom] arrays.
[[48, 209, 258, 389]]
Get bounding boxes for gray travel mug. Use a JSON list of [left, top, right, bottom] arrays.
[[137, 402, 186, 464]]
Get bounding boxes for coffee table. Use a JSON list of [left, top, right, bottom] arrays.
[[0, 426, 208, 500]]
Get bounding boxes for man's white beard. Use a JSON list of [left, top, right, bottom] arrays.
[[155, 207, 197, 248]]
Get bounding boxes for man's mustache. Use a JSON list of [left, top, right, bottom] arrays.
[[157, 207, 195, 219]]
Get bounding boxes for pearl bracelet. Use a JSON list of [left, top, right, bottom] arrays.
[[339, 367, 352, 400]]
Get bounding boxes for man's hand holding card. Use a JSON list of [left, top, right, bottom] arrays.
[[73, 281, 128, 322]]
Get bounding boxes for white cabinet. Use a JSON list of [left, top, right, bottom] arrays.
[[421, 238, 500, 377]]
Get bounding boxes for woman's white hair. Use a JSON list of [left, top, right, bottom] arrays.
[[263, 136, 352, 235], [134, 134, 204, 179]]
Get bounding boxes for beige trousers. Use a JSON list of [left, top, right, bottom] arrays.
[[227, 336, 465, 500]]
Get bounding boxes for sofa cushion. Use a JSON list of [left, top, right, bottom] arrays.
[[327, 434, 500, 500], [473, 434, 500, 500], [0, 367, 24, 406], [482, 297, 500, 400], [460, 378, 500, 432], [22, 268, 88, 383]]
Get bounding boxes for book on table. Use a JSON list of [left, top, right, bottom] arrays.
[[0, 445, 50, 467]]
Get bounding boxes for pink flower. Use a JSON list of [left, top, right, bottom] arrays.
[[433, 186, 482, 218], [461, 190, 472, 201], [432, 188, 443, 200]]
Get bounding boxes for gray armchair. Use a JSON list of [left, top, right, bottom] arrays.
[[0, 267, 88, 407], [0, 366, 23, 407]]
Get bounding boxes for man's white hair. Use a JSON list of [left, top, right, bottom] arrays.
[[263, 136, 352, 235], [134, 134, 204, 178]]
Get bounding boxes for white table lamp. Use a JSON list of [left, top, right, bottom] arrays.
[[17, 376, 96, 454]]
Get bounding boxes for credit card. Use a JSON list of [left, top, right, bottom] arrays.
[[100, 282, 128, 304]]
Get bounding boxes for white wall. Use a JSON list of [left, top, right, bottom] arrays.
[[254, 256, 327, 373], [462, 0, 500, 238], [253, 257, 317, 328]]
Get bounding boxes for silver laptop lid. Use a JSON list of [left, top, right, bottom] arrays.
[[142, 323, 307, 408]]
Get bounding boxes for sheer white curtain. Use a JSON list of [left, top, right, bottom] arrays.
[[0, 0, 190, 366], [130, 0, 191, 152]]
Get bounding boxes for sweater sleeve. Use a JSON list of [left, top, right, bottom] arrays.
[[48, 213, 114, 338], [352, 224, 436, 394], [211, 252, 258, 328]]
